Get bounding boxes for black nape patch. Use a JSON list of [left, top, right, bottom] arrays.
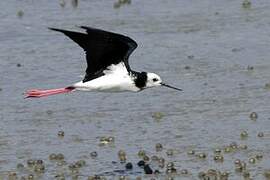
[[134, 72, 147, 89]]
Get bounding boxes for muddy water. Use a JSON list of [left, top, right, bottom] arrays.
[[1, 0, 270, 179]]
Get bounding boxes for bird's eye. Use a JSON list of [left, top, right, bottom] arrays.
[[153, 78, 158, 82]]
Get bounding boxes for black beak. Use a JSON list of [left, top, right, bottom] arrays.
[[161, 83, 182, 91]]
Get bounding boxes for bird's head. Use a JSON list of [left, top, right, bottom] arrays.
[[146, 72, 182, 91], [145, 73, 162, 88]]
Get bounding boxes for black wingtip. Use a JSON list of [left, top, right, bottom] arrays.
[[48, 27, 62, 32], [48, 27, 80, 35], [79, 26, 88, 30], [74, 25, 82, 29], [48, 27, 55, 31], [49, 26, 89, 33], [79, 26, 101, 32]]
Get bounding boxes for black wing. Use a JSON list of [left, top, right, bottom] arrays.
[[48, 26, 138, 82]]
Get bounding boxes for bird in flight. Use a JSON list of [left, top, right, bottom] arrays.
[[25, 26, 182, 98]]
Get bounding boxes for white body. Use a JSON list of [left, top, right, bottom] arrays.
[[73, 62, 140, 92]]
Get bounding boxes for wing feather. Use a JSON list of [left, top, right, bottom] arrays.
[[49, 27, 138, 82]]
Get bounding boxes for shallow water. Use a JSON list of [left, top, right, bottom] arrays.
[[1, 0, 270, 179]]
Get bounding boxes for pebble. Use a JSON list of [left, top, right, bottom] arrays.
[[137, 160, 145, 167], [27, 159, 35, 167], [240, 131, 248, 139], [187, 55, 194, 59], [238, 144, 248, 150], [214, 148, 222, 154], [90, 151, 98, 158], [158, 157, 165, 168], [166, 149, 174, 156], [166, 162, 174, 169], [55, 173, 65, 180], [20, 176, 27, 180], [113, 2, 121, 9], [8, 172, 17, 180], [264, 169, 270, 179], [198, 171, 206, 179], [230, 142, 238, 149], [158, 157, 165, 164], [118, 150, 127, 162], [220, 171, 229, 179], [143, 155, 150, 162], [118, 150, 126, 157], [214, 155, 224, 162], [207, 169, 218, 176], [87, 175, 105, 180], [99, 136, 115, 145], [265, 83, 270, 90], [248, 158, 256, 164], [58, 131, 65, 137], [180, 169, 189, 175], [71, 0, 78, 8], [28, 174, 34, 180], [49, 153, 57, 160], [166, 168, 177, 174], [68, 163, 78, 170], [137, 150, 146, 158], [119, 176, 126, 180], [258, 132, 264, 137], [247, 65, 254, 70], [232, 47, 241, 52], [242, 0, 251, 8], [107, 136, 115, 143], [235, 161, 246, 172], [255, 154, 263, 160], [152, 112, 164, 120], [113, 0, 131, 9], [119, 155, 126, 162], [59, 0, 66, 7], [17, 163, 24, 169], [34, 164, 45, 173], [224, 146, 233, 153], [242, 162, 247, 169], [187, 150, 195, 155], [56, 153, 65, 161], [57, 160, 67, 166], [234, 159, 241, 165], [250, 112, 258, 120], [75, 160, 86, 167], [36, 159, 43, 165], [46, 110, 53, 115], [144, 164, 153, 174], [243, 170, 250, 178], [151, 155, 159, 161], [155, 143, 163, 152], [125, 162, 133, 170], [197, 152, 207, 159], [17, 10, 24, 18]]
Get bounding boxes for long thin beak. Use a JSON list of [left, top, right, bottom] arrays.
[[161, 83, 182, 91]]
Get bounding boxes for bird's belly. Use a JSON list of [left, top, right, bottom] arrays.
[[73, 75, 139, 92]]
